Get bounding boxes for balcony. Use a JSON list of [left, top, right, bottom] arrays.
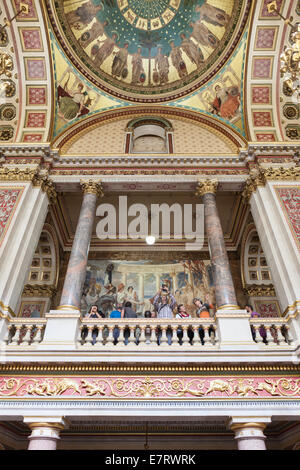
[[1, 313, 299, 364]]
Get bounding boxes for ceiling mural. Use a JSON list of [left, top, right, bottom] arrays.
[[50, 31, 129, 137], [47, 0, 251, 102]]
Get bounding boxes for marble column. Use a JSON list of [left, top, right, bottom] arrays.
[[27, 422, 64, 450], [196, 180, 238, 309], [58, 180, 103, 311], [230, 423, 267, 450]]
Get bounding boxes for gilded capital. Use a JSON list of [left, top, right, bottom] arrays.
[[80, 179, 103, 198], [32, 174, 57, 204], [243, 284, 276, 297], [195, 179, 218, 197], [242, 166, 300, 203]]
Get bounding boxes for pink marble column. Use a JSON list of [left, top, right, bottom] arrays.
[[58, 180, 103, 311], [231, 423, 267, 450], [27, 423, 64, 450], [196, 180, 239, 309]]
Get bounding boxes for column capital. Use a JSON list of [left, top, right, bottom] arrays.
[[0, 167, 57, 203], [242, 166, 300, 202], [80, 179, 103, 197], [32, 173, 57, 204], [195, 179, 218, 197]]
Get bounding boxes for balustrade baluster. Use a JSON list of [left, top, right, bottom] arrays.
[[23, 325, 33, 345], [10, 325, 22, 346]]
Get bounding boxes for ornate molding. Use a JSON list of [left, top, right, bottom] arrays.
[[80, 180, 103, 198], [195, 179, 218, 197], [243, 284, 276, 297], [0, 168, 57, 203], [22, 284, 57, 298], [242, 166, 300, 202]]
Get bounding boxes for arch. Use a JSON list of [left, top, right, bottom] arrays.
[[52, 106, 246, 155]]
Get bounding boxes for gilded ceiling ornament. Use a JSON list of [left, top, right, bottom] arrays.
[[195, 179, 218, 197], [0, 52, 13, 78], [0, 167, 37, 181], [80, 179, 104, 197]]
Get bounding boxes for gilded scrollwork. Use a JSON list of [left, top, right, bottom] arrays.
[[0, 376, 300, 399]]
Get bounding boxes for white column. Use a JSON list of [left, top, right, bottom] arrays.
[[24, 417, 66, 451], [229, 416, 271, 450], [249, 181, 300, 313], [0, 183, 49, 314]]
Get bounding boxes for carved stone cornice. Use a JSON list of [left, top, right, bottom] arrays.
[[22, 284, 57, 298], [195, 179, 218, 197], [243, 284, 276, 298], [80, 179, 104, 198], [242, 166, 300, 202]]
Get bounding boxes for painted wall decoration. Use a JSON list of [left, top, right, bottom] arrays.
[[275, 186, 300, 251], [253, 300, 281, 318], [18, 301, 46, 318], [1, 374, 300, 399], [81, 259, 215, 316], [48, 0, 250, 101], [0, 187, 23, 247]]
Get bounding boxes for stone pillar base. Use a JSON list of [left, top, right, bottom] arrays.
[[37, 310, 81, 350], [216, 310, 259, 351]]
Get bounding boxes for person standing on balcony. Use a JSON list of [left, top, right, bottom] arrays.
[[193, 296, 215, 345], [245, 304, 267, 344], [153, 284, 176, 345], [121, 301, 138, 345], [84, 304, 104, 345], [176, 304, 193, 345], [110, 304, 122, 345]]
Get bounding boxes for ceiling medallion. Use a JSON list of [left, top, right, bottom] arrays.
[[49, 0, 250, 102]]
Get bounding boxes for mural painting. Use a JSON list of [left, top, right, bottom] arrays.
[[81, 259, 215, 316], [54, 0, 242, 96]]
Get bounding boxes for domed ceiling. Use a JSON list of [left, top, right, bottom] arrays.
[[47, 0, 251, 102]]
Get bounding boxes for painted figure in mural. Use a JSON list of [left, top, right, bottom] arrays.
[[66, 1, 102, 30], [125, 286, 144, 312], [195, 3, 230, 28], [131, 46, 144, 85], [58, 82, 87, 121], [112, 42, 129, 79], [211, 84, 241, 120], [92, 33, 118, 68], [189, 20, 219, 48], [116, 283, 126, 305], [104, 263, 114, 286], [179, 33, 204, 67], [169, 40, 187, 78], [154, 47, 169, 85], [78, 19, 109, 49]]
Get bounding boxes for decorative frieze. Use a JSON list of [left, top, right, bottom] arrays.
[[1, 375, 300, 399]]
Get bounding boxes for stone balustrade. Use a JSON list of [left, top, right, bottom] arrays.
[[5, 318, 47, 347], [78, 318, 218, 349], [249, 318, 293, 345]]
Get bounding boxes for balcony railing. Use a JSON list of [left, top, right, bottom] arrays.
[[250, 318, 293, 345], [78, 318, 218, 349], [4, 318, 46, 347]]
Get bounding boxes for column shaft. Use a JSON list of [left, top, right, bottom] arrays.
[[201, 188, 238, 309], [58, 182, 102, 311]]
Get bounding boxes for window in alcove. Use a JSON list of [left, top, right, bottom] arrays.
[[125, 117, 173, 154]]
